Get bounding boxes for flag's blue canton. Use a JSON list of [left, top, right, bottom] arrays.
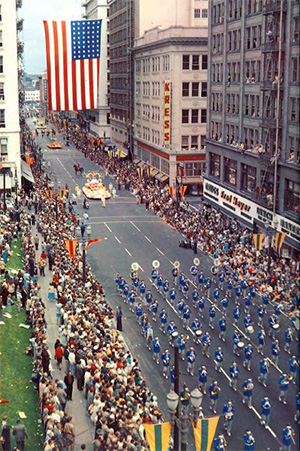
[[71, 20, 101, 61]]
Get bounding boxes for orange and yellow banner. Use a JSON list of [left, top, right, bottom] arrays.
[[180, 185, 187, 200], [59, 189, 67, 198], [85, 238, 105, 252], [193, 416, 220, 451], [144, 422, 172, 451], [65, 240, 78, 258], [96, 138, 100, 147], [274, 232, 286, 253], [25, 153, 34, 165], [168, 186, 174, 198], [45, 189, 53, 199], [90, 139, 94, 146]]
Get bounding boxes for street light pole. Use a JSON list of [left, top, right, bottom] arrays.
[[75, 220, 92, 286], [173, 332, 180, 451]]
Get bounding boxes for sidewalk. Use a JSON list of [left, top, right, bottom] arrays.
[[32, 224, 95, 451]]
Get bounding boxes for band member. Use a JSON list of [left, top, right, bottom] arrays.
[[186, 346, 196, 377], [139, 280, 146, 301], [278, 374, 290, 405], [257, 305, 265, 328], [218, 316, 227, 342], [180, 384, 191, 414], [202, 331, 211, 358], [177, 298, 185, 319], [281, 425, 295, 451], [209, 380, 221, 414], [192, 289, 199, 308], [233, 305, 241, 325], [284, 328, 293, 354], [191, 318, 202, 343], [161, 349, 171, 379], [243, 430, 255, 451], [229, 362, 239, 391], [182, 304, 191, 329], [122, 282, 130, 300], [151, 267, 158, 286], [198, 297, 205, 318], [213, 434, 227, 451], [213, 288, 220, 303], [162, 279, 170, 300], [168, 286, 176, 305], [232, 330, 242, 356], [197, 271, 204, 292], [295, 392, 300, 424], [156, 273, 163, 293], [257, 329, 266, 355], [215, 346, 224, 372], [244, 314, 254, 335], [268, 314, 278, 340], [172, 266, 179, 286], [209, 305, 216, 329], [243, 294, 251, 315], [182, 279, 190, 300], [177, 334, 187, 361], [242, 378, 254, 409], [178, 272, 185, 292], [223, 400, 234, 436], [145, 289, 152, 310], [289, 355, 298, 384], [218, 270, 225, 291], [204, 277, 212, 299], [271, 339, 280, 366], [167, 321, 177, 345], [128, 289, 136, 312], [190, 264, 198, 284], [258, 357, 269, 387], [221, 297, 229, 315], [159, 308, 168, 334], [198, 365, 208, 394], [152, 337, 160, 364], [135, 302, 143, 324], [151, 299, 158, 322], [261, 396, 272, 427]]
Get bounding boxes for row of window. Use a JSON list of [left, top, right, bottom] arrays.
[[213, 1, 264, 25], [194, 8, 208, 18], [140, 104, 161, 122], [181, 135, 206, 151], [212, 25, 262, 54], [182, 108, 207, 124], [183, 54, 208, 71], [184, 162, 205, 177], [182, 82, 207, 98]]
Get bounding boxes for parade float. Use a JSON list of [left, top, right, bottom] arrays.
[[82, 172, 111, 199], [47, 136, 63, 149]]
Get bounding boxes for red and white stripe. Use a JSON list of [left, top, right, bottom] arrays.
[[43, 20, 100, 112]]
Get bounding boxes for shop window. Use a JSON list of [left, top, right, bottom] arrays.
[[224, 157, 237, 185]]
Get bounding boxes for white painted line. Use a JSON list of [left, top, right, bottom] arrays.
[[115, 236, 121, 244], [156, 247, 165, 256], [131, 221, 141, 232], [125, 248, 132, 256], [138, 264, 144, 272], [251, 406, 262, 420], [220, 367, 231, 382], [145, 236, 151, 243], [266, 425, 277, 439], [267, 358, 283, 374], [104, 222, 112, 233], [169, 260, 174, 266]]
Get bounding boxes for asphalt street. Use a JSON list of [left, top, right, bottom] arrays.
[[29, 119, 299, 451]]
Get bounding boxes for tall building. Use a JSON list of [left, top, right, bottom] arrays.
[[0, 0, 21, 195], [81, 0, 111, 139], [108, 0, 208, 159], [133, 26, 208, 190], [204, 0, 300, 253]]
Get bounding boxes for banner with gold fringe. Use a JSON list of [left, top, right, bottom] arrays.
[[179, 185, 187, 200], [168, 186, 174, 198], [85, 238, 105, 252], [65, 240, 78, 258], [143, 422, 172, 451], [193, 416, 220, 451], [45, 189, 53, 199]]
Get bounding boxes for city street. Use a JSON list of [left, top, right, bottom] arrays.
[[27, 119, 299, 451]]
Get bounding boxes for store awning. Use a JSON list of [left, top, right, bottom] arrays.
[[155, 172, 168, 182], [21, 159, 35, 183], [160, 174, 169, 182], [137, 161, 144, 168], [133, 158, 140, 164], [150, 169, 159, 177]]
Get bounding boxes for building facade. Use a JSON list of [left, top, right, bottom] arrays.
[[82, 0, 111, 139], [205, 0, 300, 252], [0, 0, 21, 192], [25, 89, 40, 102], [133, 26, 208, 190]]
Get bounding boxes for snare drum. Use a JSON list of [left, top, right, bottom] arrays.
[[196, 330, 202, 337], [273, 323, 280, 331], [238, 341, 245, 349], [247, 326, 254, 334]]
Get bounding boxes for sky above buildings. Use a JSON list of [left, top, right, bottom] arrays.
[[22, 0, 82, 74]]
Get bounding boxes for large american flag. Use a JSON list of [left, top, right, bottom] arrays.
[[43, 19, 102, 111]]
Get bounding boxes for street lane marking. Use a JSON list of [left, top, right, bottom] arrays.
[[115, 236, 121, 244], [169, 260, 174, 266], [220, 367, 231, 382], [251, 406, 262, 420], [125, 248, 132, 256], [131, 221, 141, 232], [145, 236, 151, 243], [156, 247, 165, 256], [267, 358, 283, 374], [104, 223, 112, 232], [138, 264, 144, 272], [266, 426, 277, 439]]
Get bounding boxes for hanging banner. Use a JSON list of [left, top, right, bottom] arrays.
[[180, 185, 187, 200], [193, 416, 220, 451], [274, 232, 286, 253], [85, 238, 105, 252], [144, 422, 172, 451], [90, 139, 95, 146], [96, 139, 100, 147], [168, 186, 174, 199], [65, 240, 78, 258], [59, 189, 67, 198], [253, 233, 264, 252], [163, 80, 171, 145], [137, 167, 140, 177], [45, 189, 53, 198]]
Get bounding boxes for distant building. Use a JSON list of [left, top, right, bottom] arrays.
[[25, 88, 40, 102], [205, 0, 300, 253], [0, 0, 22, 192], [133, 26, 208, 191]]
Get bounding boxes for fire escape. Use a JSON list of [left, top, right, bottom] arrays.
[[259, 0, 286, 211]]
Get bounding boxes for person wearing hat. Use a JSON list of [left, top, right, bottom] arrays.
[[260, 396, 272, 427], [281, 424, 295, 451], [63, 416, 75, 451], [1, 416, 11, 451], [243, 430, 255, 450], [161, 349, 171, 379], [186, 346, 196, 376], [229, 362, 239, 391], [12, 418, 28, 451], [242, 378, 254, 409], [213, 433, 227, 450], [223, 400, 234, 436], [198, 365, 208, 394], [209, 380, 221, 414], [278, 374, 290, 405]]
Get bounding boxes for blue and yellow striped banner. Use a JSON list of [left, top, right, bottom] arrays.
[[253, 233, 264, 252], [193, 416, 219, 451], [274, 232, 286, 253], [144, 422, 172, 451]]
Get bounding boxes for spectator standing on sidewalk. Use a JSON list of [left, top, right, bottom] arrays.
[[33, 234, 39, 250], [64, 417, 75, 451], [12, 419, 28, 451]]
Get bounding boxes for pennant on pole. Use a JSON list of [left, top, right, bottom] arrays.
[[96, 138, 100, 147], [140, 167, 144, 178], [144, 422, 172, 451], [90, 139, 95, 146], [168, 186, 174, 199], [180, 185, 187, 200], [253, 234, 264, 252], [45, 189, 54, 198], [0, 398, 9, 404], [85, 238, 105, 252], [137, 167, 140, 177], [65, 240, 78, 258], [274, 232, 286, 253], [193, 416, 219, 451], [108, 150, 112, 159], [59, 189, 67, 198]]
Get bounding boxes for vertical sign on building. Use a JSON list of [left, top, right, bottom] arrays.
[[164, 80, 171, 145]]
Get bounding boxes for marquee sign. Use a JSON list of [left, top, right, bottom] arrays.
[[163, 80, 171, 145]]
